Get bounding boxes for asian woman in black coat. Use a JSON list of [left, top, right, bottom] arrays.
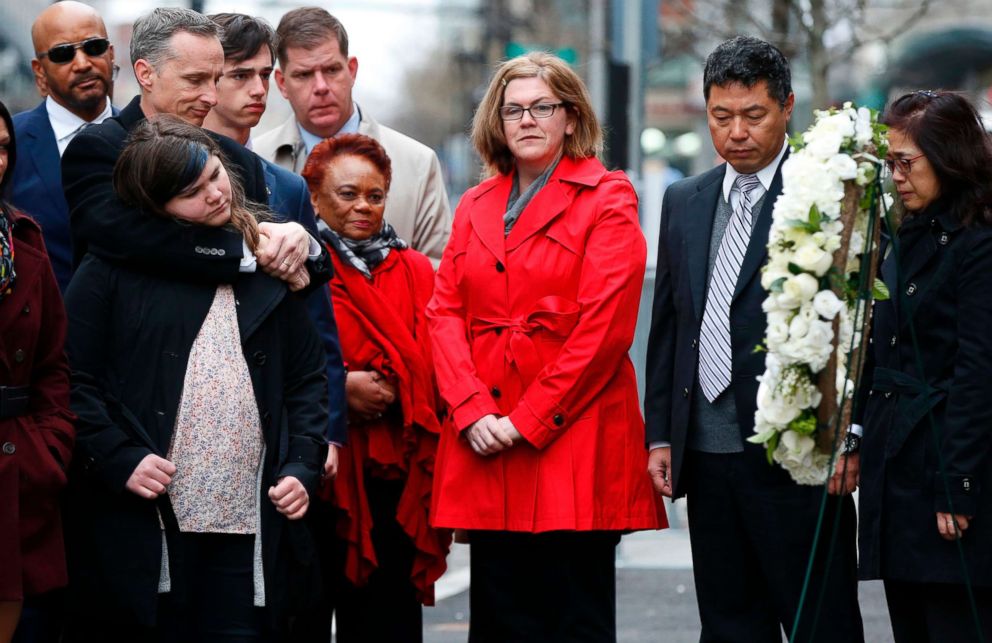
[[857, 91, 992, 643], [62, 116, 328, 642]]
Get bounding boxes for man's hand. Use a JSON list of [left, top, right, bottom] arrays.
[[324, 444, 339, 479], [648, 447, 673, 498], [828, 453, 859, 496], [125, 454, 176, 499], [256, 222, 310, 280], [466, 414, 514, 456], [346, 370, 396, 422], [937, 512, 972, 541], [269, 476, 309, 520]]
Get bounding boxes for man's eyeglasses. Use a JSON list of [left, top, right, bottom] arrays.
[[884, 153, 925, 176], [499, 102, 565, 121], [37, 37, 110, 64]]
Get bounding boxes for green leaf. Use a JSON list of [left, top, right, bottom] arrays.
[[753, 344, 767, 354], [808, 205, 822, 228], [747, 430, 776, 444], [872, 278, 890, 301], [770, 277, 786, 293], [787, 262, 803, 275]]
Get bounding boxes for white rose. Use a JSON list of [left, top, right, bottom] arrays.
[[782, 273, 819, 304], [854, 106, 873, 147], [780, 430, 816, 462], [792, 241, 834, 276], [812, 290, 844, 319], [826, 154, 858, 181]]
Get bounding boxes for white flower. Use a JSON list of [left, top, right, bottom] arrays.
[[812, 290, 844, 319], [782, 273, 819, 304], [826, 154, 858, 181], [792, 240, 834, 276], [854, 107, 873, 147]]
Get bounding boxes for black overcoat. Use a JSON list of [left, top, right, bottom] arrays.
[[858, 202, 992, 586], [62, 255, 328, 629]]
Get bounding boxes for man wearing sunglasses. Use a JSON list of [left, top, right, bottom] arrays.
[[10, 1, 117, 293]]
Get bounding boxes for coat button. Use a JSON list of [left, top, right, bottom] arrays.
[[890, 336, 897, 347], [884, 392, 892, 399], [939, 232, 949, 245], [682, 387, 689, 398], [495, 261, 505, 273], [21, 304, 29, 315], [13, 349, 25, 363], [690, 339, 698, 349], [491, 387, 501, 399], [1, 442, 15, 455], [552, 414, 564, 426], [253, 350, 267, 366], [494, 328, 502, 336], [906, 283, 917, 296]]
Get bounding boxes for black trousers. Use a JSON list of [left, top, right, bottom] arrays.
[[684, 450, 864, 643], [290, 477, 421, 643], [63, 532, 265, 643], [468, 530, 620, 643], [885, 579, 992, 643]]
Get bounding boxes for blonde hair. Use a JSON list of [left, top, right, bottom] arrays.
[[471, 52, 603, 177]]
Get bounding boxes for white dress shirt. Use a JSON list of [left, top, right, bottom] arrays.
[[47, 96, 113, 157]]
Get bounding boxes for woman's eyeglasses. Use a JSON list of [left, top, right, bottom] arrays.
[[884, 153, 925, 176], [37, 37, 110, 64], [499, 102, 565, 121]]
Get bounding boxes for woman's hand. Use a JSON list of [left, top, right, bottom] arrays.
[[256, 222, 311, 280], [346, 370, 396, 422], [466, 414, 518, 456], [269, 476, 309, 520], [936, 512, 972, 540], [125, 454, 176, 499], [324, 444, 339, 479]]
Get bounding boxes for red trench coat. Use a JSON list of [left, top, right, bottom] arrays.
[[0, 207, 74, 600], [427, 156, 666, 532]]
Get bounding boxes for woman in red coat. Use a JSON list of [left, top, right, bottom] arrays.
[[301, 134, 449, 643], [0, 101, 74, 642], [427, 52, 667, 642]]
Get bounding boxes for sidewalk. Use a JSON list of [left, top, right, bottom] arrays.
[[423, 525, 894, 642]]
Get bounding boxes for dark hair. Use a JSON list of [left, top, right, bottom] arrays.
[[703, 36, 792, 107], [301, 133, 392, 196], [0, 100, 15, 199], [209, 13, 275, 65], [114, 115, 263, 250], [275, 7, 348, 67], [883, 91, 992, 226]]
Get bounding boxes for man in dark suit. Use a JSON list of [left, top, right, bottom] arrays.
[[201, 11, 347, 467], [645, 36, 863, 642], [11, 1, 117, 291]]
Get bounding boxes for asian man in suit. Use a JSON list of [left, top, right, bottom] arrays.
[[644, 36, 864, 642]]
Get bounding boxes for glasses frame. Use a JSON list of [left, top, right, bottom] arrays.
[[885, 153, 925, 176], [499, 102, 566, 121], [37, 37, 110, 65]]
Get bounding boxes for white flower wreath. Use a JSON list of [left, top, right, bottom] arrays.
[[748, 103, 890, 485]]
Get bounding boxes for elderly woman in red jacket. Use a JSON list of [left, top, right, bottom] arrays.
[[427, 52, 667, 642], [301, 134, 449, 643], [0, 101, 74, 642]]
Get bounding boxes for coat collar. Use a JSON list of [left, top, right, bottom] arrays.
[[232, 273, 287, 341], [467, 156, 608, 260], [117, 95, 147, 132]]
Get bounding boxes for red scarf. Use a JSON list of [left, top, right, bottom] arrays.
[[323, 248, 449, 604]]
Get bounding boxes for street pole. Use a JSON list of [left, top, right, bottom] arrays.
[[588, 0, 609, 122]]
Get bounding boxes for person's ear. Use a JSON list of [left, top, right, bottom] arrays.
[[274, 68, 290, 99], [133, 58, 155, 91], [30, 59, 49, 97]]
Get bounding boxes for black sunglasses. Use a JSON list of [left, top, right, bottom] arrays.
[[37, 37, 110, 64]]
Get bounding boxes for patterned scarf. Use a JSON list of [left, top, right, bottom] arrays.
[[319, 220, 408, 280], [0, 205, 16, 300]]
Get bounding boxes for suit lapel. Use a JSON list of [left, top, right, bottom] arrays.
[[686, 170, 724, 322], [469, 178, 510, 263], [22, 104, 66, 214], [233, 273, 286, 341], [733, 154, 786, 302]]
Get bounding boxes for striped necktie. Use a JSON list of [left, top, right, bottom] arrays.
[[698, 173, 761, 402]]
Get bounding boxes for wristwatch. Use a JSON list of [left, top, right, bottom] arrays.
[[842, 432, 862, 455]]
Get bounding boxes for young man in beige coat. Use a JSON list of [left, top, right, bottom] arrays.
[[254, 7, 451, 265]]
